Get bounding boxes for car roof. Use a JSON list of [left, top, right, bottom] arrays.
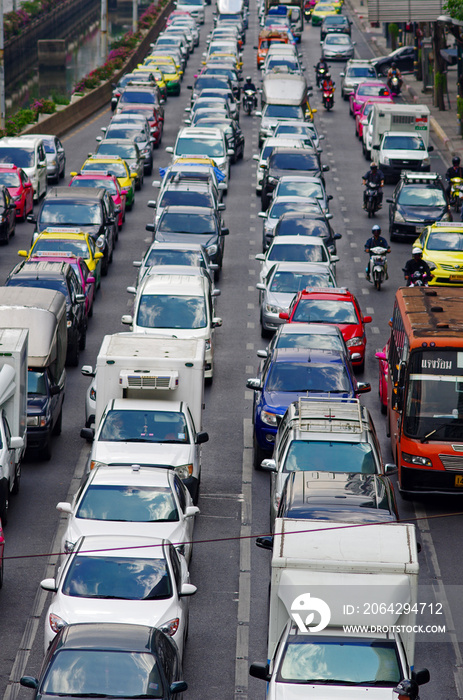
[[277, 176, 323, 184], [161, 205, 215, 215], [298, 287, 355, 300], [270, 235, 326, 246], [43, 187, 106, 202], [271, 196, 320, 206], [58, 622, 158, 651], [272, 347, 346, 362], [88, 465, 171, 489], [268, 262, 333, 275], [76, 534, 166, 559], [140, 270, 208, 294], [10, 260, 73, 279], [148, 240, 207, 253], [276, 322, 344, 336]]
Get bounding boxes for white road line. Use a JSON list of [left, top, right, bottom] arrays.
[[371, 327, 380, 334], [247, 322, 255, 329], [235, 419, 253, 700], [354, 257, 361, 263], [3, 444, 90, 700], [246, 343, 254, 350], [247, 303, 255, 309], [366, 307, 374, 314], [361, 288, 370, 295]]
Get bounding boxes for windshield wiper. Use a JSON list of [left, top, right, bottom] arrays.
[[57, 693, 112, 697], [420, 421, 463, 443]]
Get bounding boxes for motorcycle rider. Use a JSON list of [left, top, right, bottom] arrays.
[[365, 224, 390, 280], [243, 76, 258, 109], [362, 162, 384, 209], [387, 62, 403, 93], [393, 679, 419, 700], [315, 57, 329, 86], [321, 72, 335, 104], [445, 155, 463, 199], [403, 247, 433, 285]]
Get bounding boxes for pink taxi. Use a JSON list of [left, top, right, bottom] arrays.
[[349, 80, 391, 119]]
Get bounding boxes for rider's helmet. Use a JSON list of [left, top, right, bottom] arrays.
[[370, 162, 378, 170], [391, 62, 397, 69], [372, 224, 381, 235], [245, 76, 252, 84], [412, 247, 423, 256], [393, 679, 419, 700], [324, 72, 331, 81], [453, 155, 461, 167]]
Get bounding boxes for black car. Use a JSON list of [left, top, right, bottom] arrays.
[[271, 210, 342, 254], [149, 205, 229, 274], [188, 75, 232, 103], [27, 187, 118, 276], [0, 185, 16, 243], [20, 622, 187, 700], [371, 45, 417, 76], [6, 260, 87, 366], [194, 116, 245, 162], [320, 15, 352, 39], [261, 147, 330, 209], [386, 171, 451, 241]]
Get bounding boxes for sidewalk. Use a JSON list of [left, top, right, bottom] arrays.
[[345, 0, 463, 166]]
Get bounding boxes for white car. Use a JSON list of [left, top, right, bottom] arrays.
[[41, 534, 196, 656], [0, 136, 48, 201], [86, 398, 208, 505], [166, 127, 233, 189], [255, 235, 338, 284], [56, 465, 199, 563]]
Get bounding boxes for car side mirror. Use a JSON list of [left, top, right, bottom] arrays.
[[279, 311, 289, 320], [185, 506, 200, 518], [363, 315, 373, 323], [56, 502, 73, 514], [375, 351, 387, 360], [256, 349, 268, 358], [81, 365, 95, 377], [246, 377, 262, 390], [428, 145, 434, 152], [327, 194, 333, 201], [260, 458, 276, 471], [249, 662, 270, 681], [255, 253, 265, 261], [322, 165, 330, 172], [385, 463, 398, 475], [50, 385, 60, 396], [121, 314, 133, 325], [221, 228, 229, 236], [413, 669, 430, 686], [80, 427, 94, 442], [373, 144, 380, 150], [146, 223, 155, 233], [170, 681, 188, 694], [40, 578, 57, 592], [179, 583, 197, 597], [20, 678, 39, 690], [212, 317, 222, 327], [357, 382, 371, 394], [196, 431, 209, 444], [386, 198, 393, 204], [127, 286, 137, 295], [256, 283, 266, 291], [256, 535, 273, 550]]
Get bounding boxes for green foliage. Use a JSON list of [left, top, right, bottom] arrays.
[[50, 92, 70, 105], [388, 22, 399, 37], [443, 0, 463, 22], [435, 70, 447, 89], [457, 95, 463, 119]]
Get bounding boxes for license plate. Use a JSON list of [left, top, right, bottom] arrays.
[[450, 275, 463, 281], [455, 475, 463, 487], [415, 226, 424, 234]]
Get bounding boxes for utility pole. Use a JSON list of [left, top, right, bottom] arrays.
[[0, 0, 5, 131], [100, 0, 108, 60], [133, 0, 138, 34]]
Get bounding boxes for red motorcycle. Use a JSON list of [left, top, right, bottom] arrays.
[[322, 84, 334, 111]]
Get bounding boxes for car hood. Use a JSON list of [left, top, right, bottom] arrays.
[[396, 204, 447, 222], [267, 682, 395, 700], [424, 250, 463, 267], [92, 441, 193, 467], [263, 388, 353, 410], [64, 519, 187, 551], [337, 323, 363, 342], [27, 396, 49, 413], [156, 230, 218, 248], [266, 291, 297, 308]]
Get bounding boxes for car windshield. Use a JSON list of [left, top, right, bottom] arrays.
[[33, 239, 89, 257], [27, 370, 47, 395], [6, 278, 70, 300], [283, 441, 376, 473], [159, 212, 216, 233], [41, 138, 56, 153], [268, 243, 326, 263], [293, 299, 358, 323], [271, 153, 319, 170], [158, 191, 213, 208], [136, 294, 207, 329], [99, 409, 189, 443], [397, 186, 446, 207], [83, 161, 127, 177], [325, 16, 347, 24], [0, 172, 20, 187], [39, 202, 102, 225], [145, 249, 204, 267], [266, 362, 351, 393], [275, 125, 313, 138], [426, 230, 463, 250], [267, 59, 300, 71], [265, 105, 303, 119], [277, 635, 400, 684], [77, 484, 179, 523], [70, 179, 118, 195], [269, 202, 318, 220], [97, 143, 139, 159], [40, 649, 164, 698], [270, 270, 333, 291], [357, 84, 389, 96], [275, 333, 344, 352], [105, 127, 145, 142], [0, 147, 34, 167], [276, 182, 323, 199], [175, 137, 225, 157], [383, 135, 425, 150], [277, 219, 328, 238], [326, 34, 350, 44], [195, 78, 230, 91], [348, 65, 375, 77]]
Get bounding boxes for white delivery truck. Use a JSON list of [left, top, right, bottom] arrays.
[[250, 518, 430, 699], [0, 329, 28, 523], [364, 104, 432, 181], [80, 334, 208, 503]]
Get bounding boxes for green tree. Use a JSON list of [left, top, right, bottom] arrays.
[[443, 0, 463, 22]]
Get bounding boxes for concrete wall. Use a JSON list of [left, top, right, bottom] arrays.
[[23, 0, 174, 138]]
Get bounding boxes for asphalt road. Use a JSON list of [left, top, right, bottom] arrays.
[[0, 4, 462, 700]]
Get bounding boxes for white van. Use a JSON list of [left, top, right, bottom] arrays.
[[0, 136, 48, 201], [122, 266, 222, 379]]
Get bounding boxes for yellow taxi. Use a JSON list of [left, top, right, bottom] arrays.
[[413, 222, 463, 286], [311, 1, 338, 24], [80, 156, 136, 209], [17, 229, 104, 288], [132, 67, 168, 101], [173, 156, 218, 167], [142, 56, 182, 95]]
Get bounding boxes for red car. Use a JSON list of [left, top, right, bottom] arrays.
[[29, 254, 96, 318], [349, 80, 391, 119], [375, 342, 389, 415], [68, 171, 127, 230], [0, 517, 4, 587], [279, 287, 372, 371], [0, 163, 33, 221]]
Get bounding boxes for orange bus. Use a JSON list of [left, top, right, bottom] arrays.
[[387, 286, 463, 495]]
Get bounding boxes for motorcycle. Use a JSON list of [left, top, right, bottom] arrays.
[[364, 181, 381, 217], [304, 0, 316, 17], [387, 75, 402, 96], [450, 176, 463, 212], [322, 84, 334, 111], [315, 65, 329, 88], [368, 246, 388, 291], [407, 269, 429, 287], [242, 89, 257, 116]]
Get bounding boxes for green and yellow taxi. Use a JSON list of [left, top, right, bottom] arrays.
[[80, 156, 136, 209], [311, 1, 338, 24], [133, 67, 168, 101], [142, 56, 182, 95], [17, 229, 104, 288], [413, 222, 463, 286]]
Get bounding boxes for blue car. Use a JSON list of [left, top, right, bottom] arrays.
[[246, 346, 370, 469]]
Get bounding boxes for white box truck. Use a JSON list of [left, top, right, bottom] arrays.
[[80, 334, 208, 503], [0, 329, 28, 523], [250, 518, 430, 699]]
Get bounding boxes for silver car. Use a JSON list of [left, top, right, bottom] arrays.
[[258, 196, 329, 251], [340, 59, 377, 99], [34, 134, 66, 184], [321, 32, 356, 61], [256, 261, 336, 336]]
